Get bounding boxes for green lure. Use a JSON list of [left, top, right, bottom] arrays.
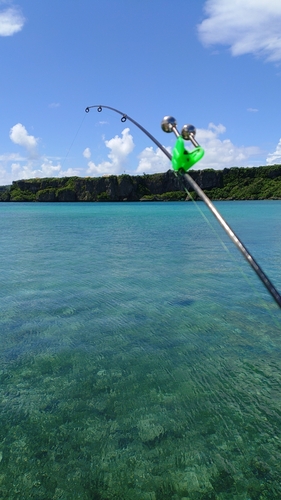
[[171, 136, 204, 173]]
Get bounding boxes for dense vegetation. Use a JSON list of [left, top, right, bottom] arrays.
[[203, 165, 281, 201], [1, 164, 281, 201]]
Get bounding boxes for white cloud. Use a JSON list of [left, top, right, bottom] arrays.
[[11, 160, 54, 179], [266, 138, 281, 164], [135, 146, 171, 175], [198, 0, 281, 62], [48, 102, 60, 108], [196, 123, 261, 169], [0, 6, 25, 36], [0, 152, 25, 162], [9, 123, 38, 156], [4, 158, 81, 183], [247, 108, 258, 112], [87, 128, 135, 175], [83, 147, 91, 159]]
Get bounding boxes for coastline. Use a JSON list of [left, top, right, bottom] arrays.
[[1, 164, 281, 202]]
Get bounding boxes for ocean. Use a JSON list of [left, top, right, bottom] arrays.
[[1, 200, 281, 499]]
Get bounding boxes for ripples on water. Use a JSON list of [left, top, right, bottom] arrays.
[[1, 201, 281, 499]]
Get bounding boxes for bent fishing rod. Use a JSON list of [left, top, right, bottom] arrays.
[[85, 104, 281, 309]]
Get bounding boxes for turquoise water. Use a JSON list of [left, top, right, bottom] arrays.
[[1, 201, 281, 499]]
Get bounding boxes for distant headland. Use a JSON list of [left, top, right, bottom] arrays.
[[1, 164, 281, 202]]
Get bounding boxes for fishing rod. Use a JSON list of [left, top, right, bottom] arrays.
[[85, 104, 281, 309]]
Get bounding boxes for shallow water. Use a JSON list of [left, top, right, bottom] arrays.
[[1, 201, 281, 499]]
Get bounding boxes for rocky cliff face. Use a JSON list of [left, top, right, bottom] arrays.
[[5, 169, 224, 202], [2, 165, 280, 201]]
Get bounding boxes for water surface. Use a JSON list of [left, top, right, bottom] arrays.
[[1, 201, 281, 499]]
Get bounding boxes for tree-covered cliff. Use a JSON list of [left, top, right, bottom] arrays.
[[1, 164, 281, 201]]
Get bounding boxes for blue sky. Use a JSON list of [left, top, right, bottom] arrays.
[[1, 0, 281, 184]]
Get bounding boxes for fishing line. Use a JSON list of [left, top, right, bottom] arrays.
[[85, 105, 281, 309], [180, 180, 281, 324], [60, 114, 87, 171]]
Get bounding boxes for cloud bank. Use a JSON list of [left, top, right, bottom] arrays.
[[82, 124, 261, 176], [198, 0, 281, 62], [10, 160, 80, 181], [0, 122, 268, 185], [0, 6, 25, 36]]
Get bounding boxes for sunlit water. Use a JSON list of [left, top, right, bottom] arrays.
[[1, 201, 281, 500]]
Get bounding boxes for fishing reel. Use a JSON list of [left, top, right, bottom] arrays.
[[161, 116, 204, 173]]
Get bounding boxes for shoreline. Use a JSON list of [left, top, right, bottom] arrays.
[[1, 164, 281, 202]]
